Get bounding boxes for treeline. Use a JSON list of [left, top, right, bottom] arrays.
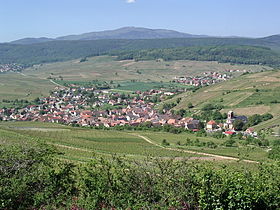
[[1, 143, 280, 209], [113, 45, 280, 67], [0, 37, 279, 66]]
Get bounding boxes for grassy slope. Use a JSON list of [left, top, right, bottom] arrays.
[[166, 69, 280, 130], [0, 121, 271, 162], [0, 73, 55, 106], [24, 56, 271, 82], [0, 121, 205, 162], [0, 56, 269, 107]]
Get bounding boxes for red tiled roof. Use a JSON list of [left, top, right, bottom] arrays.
[[225, 131, 235, 135], [207, 120, 217, 125]]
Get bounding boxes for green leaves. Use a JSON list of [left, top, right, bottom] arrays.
[[1, 142, 280, 209]]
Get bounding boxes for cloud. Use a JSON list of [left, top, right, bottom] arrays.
[[126, 0, 136, 3]]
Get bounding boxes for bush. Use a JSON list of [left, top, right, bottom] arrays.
[[162, 139, 170, 146], [223, 138, 236, 147], [1, 142, 280, 209], [268, 146, 280, 160], [0, 144, 77, 209]]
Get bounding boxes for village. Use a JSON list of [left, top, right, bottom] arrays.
[[0, 63, 24, 73], [0, 84, 257, 138], [173, 69, 251, 86]]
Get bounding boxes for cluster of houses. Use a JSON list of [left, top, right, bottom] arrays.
[[0, 86, 201, 130], [173, 71, 231, 87], [0, 84, 257, 137], [206, 111, 257, 137], [224, 69, 250, 73], [0, 63, 24, 73]]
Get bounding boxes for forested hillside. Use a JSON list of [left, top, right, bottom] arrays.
[[113, 45, 280, 67], [1, 37, 279, 66]]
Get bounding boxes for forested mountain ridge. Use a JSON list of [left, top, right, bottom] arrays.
[[112, 45, 280, 67], [10, 37, 54, 45], [1, 36, 280, 66]]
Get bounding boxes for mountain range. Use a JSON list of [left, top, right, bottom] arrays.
[[1, 27, 280, 66], [9, 27, 209, 45], [8, 27, 280, 46]]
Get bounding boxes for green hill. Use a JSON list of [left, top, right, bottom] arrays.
[[1, 37, 280, 66], [167, 69, 280, 131], [113, 45, 280, 67]]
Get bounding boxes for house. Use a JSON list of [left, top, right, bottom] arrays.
[[167, 119, 177, 125], [245, 127, 258, 138], [206, 120, 218, 131], [224, 131, 235, 136], [245, 127, 254, 134], [185, 120, 200, 130]]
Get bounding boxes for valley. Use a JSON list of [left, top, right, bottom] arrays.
[[2, 1, 280, 208], [0, 55, 278, 165]]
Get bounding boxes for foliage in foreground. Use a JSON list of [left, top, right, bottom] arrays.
[[0, 143, 280, 209]]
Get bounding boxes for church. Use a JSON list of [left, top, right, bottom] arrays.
[[224, 111, 248, 130]]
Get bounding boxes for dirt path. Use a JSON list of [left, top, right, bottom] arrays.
[[17, 72, 27, 76], [50, 142, 223, 161], [50, 135, 257, 163], [135, 134, 258, 163], [50, 79, 66, 87], [50, 143, 93, 152]]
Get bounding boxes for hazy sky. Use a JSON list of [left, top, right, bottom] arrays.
[[1, 0, 279, 42]]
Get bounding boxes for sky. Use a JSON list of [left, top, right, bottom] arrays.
[[0, 0, 279, 42]]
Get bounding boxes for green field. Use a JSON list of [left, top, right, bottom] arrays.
[[0, 56, 271, 106], [0, 57, 278, 163], [0, 121, 272, 163], [25, 56, 271, 82], [0, 73, 55, 107], [0, 122, 206, 162]]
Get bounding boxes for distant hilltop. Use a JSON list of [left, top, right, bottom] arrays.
[[9, 27, 208, 44], [8, 27, 280, 45]]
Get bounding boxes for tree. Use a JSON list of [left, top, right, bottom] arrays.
[[213, 111, 223, 120], [233, 120, 244, 131], [176, 98, 182, 104], [223, 138, 236, 147], [80, 57, 87, 62], [177, 109, 186, 117], [162, 139, 170, 146], [187, 102, 194, 109], [268, 146, 280, 160], [142, 121, 152, 128], [202, 103, 215, 111]]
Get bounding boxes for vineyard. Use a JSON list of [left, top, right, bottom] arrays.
[[0, 121, 272, 163]]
